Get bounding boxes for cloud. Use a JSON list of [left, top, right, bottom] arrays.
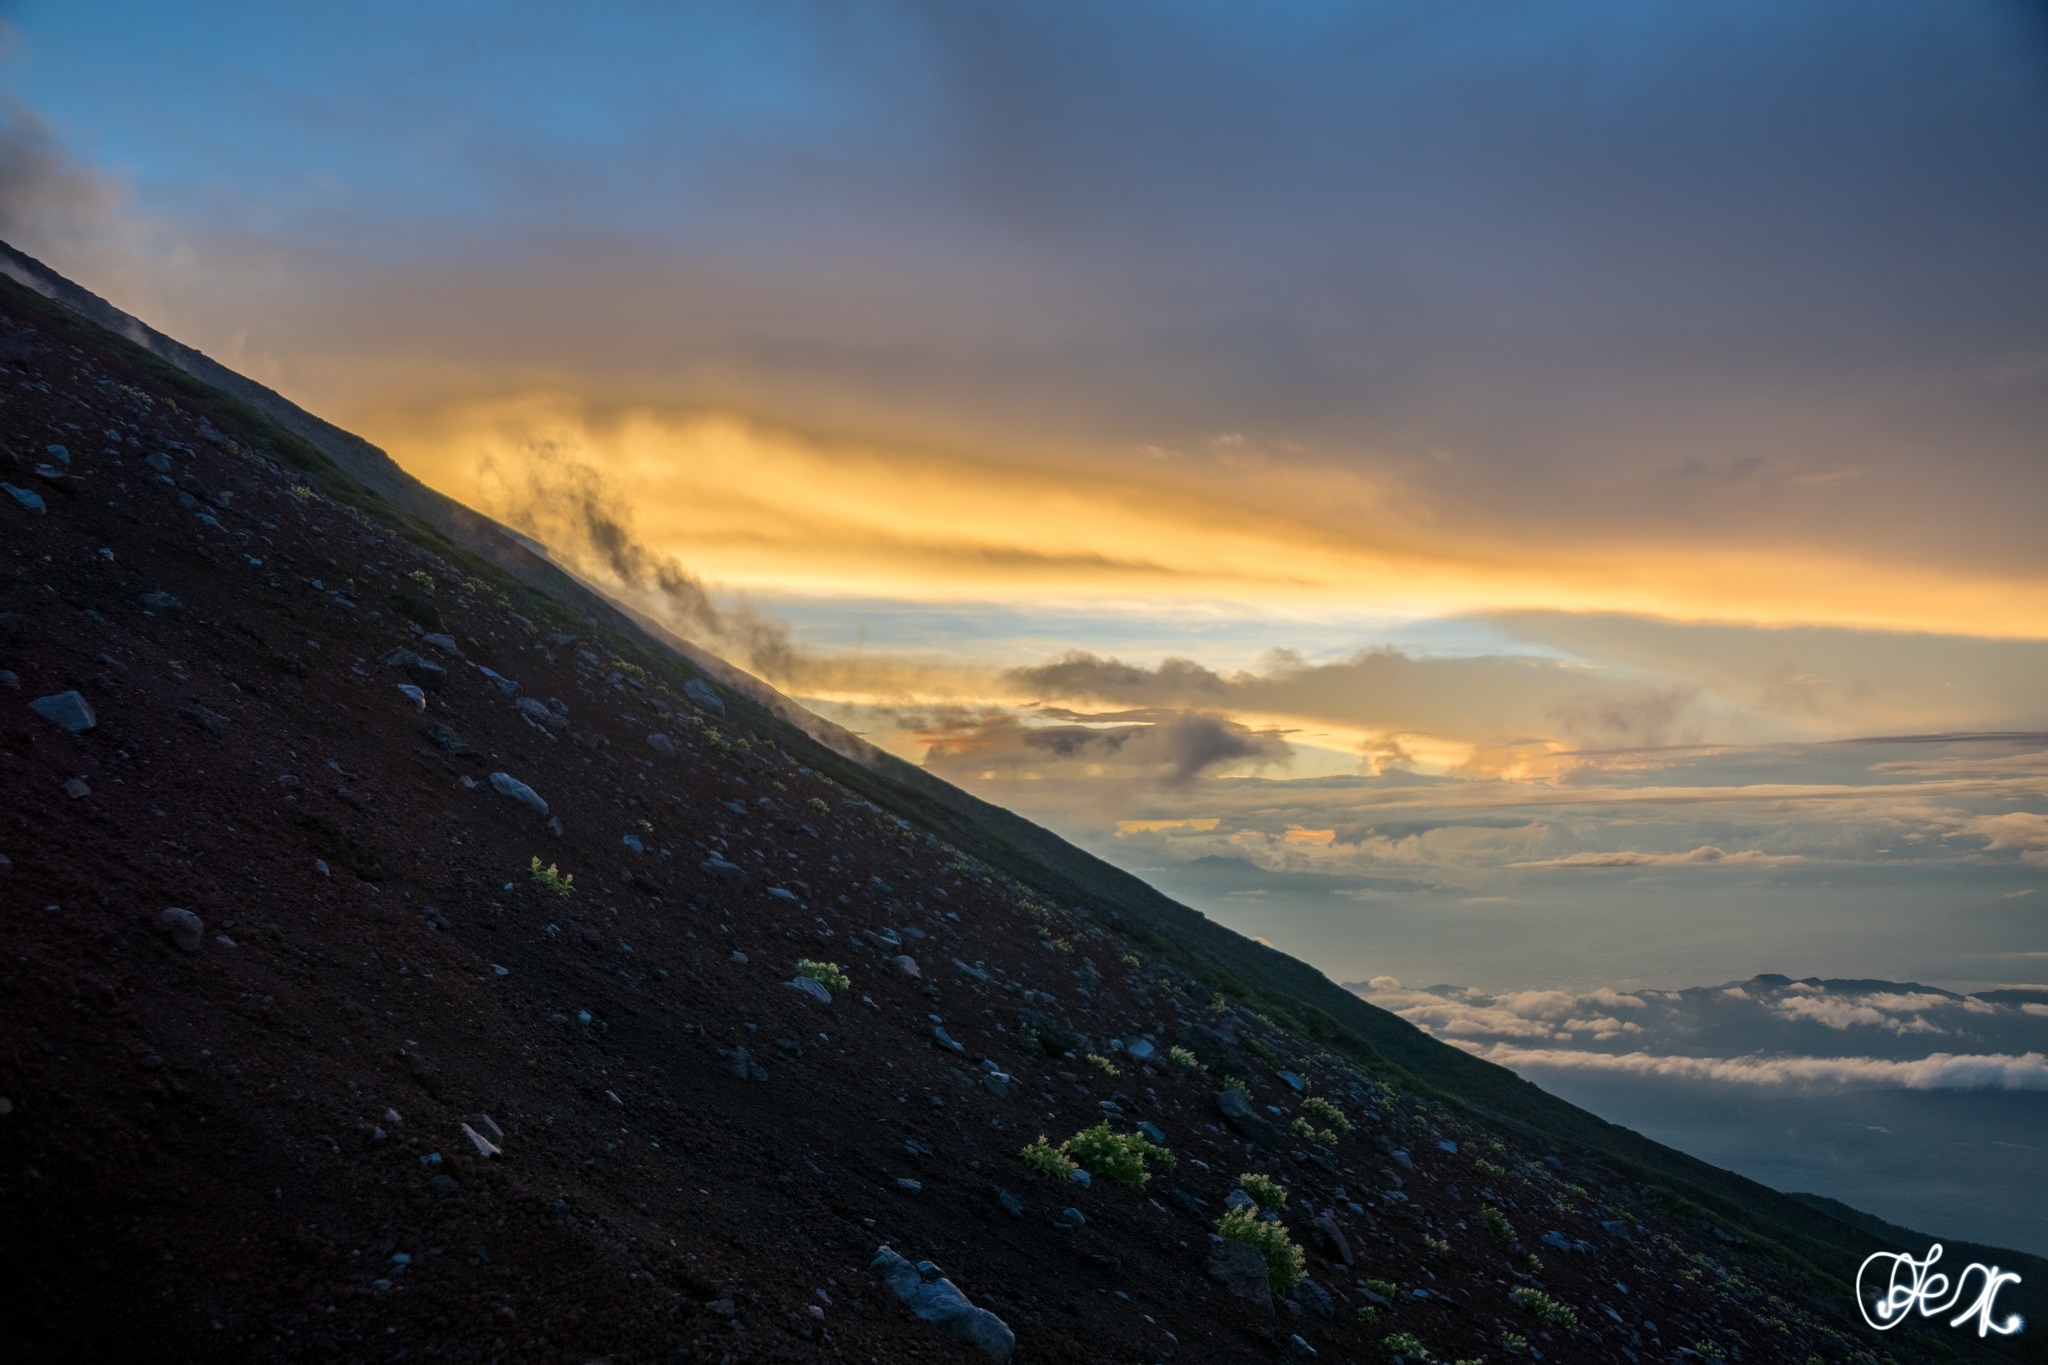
[[917, 710, 1290, 789], [1461, 1042, 2048, 1092], [1968, 811, 2048, 863], [1511, 845, 1801, 869], [0, 100, 125, 263]]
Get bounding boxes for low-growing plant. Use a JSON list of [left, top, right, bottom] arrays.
[[289, 484, 314, 503], [1120, 953, 1140, 970], [1221, 1075, 1251, 1099], [529, 857, 574, 896], [1525, 1252, 1543, 1273], [794, 959, 850, 993], [1242, 1034, 1280, 1065], [1301, 1095, 1351, 1134], [1063, 1123, 1175, 1188], [1289, 1117, 1319, 1143], [1049, 936, 1075, 954], [1481, 1206, 1515, 1245], [634, 817, 653, 833], [1474, 1157, 1506, 1177], [807, 796, 830, 814], [1355, 1305, 1380, 1326], [1424, 1234, 1449, 1257], [1168, 1045, 1203, 1071], [1215, 1206, 1304, 1291], [1511, 1287, 1579, 1333], [1383, 1331, 1430, 1359], [1238, 1172, 1287, 1210], [1020, 1135, 1079, 1179], [1365, 1278, 1397, 1301], [406, 569, 436, 592], [1086, 1052, 1120, 1076], [1499, 1330, 1530, 1355], [1693, 1342, 1724, 1361]]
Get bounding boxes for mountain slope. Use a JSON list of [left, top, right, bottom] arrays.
[[0, 253, 2036, 1363]]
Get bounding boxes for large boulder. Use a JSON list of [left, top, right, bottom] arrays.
[[1175, 1022, 1242, 1068]]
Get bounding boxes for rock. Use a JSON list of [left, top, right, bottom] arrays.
[[428, 1174, 459, 1197], [460, 1122, 501, 1158], [1276, 1070, 1306, 1092], [62, 778, 91, 799], [515, 696, 565, 731], [893, 954, 921, 978], [1292, 1278, 1335, 1319], [621, 833, 644, 853], [1216, 1087, 1285, 1148], [27, 690, 95, 732], [1137, 1119, 1167, 1145], [425, 722, 473, 756], [701, 856, 747, 889], [684, 678, 725, 714], [174, 703, 225, 735], [571, 729, 609, 750], [0, 854, 11, 875], [1287, 1334, 1318, 1359], [869, 1245, 1015, 1361], [470, 1113, 504, 1142], [896, 1178, 923, 1192], [1310, 1214, 1353, 1267], [1175, 1022, 1241, 1067], [3, 483, 46, 514], [766, 886, 798, 903], [1436, 1139, 1458, 1154], [995, 1187, 1024, 1217], [487, 771, 548, 815], [1206, 1238, 1273, 1311], [728, 1047, 767, 1082], [1018, 1007, 1086, 1058], [1390, 1149, 1414, 1171], [646, 732, 678, 756], [1167, 1187, 1208, 1218], [145, 452, 172, 474], [383, 647, 447, 690], [786, 976, 833, 1004], [1060, 1206, 1086, 1227], [159, 907, 204, 952], [1356, 1283, 1392, 1310], [982, 1071, 1012, 1099], [1601, 1218, 1632, 1240], [421, 632, 461, 655], [1125, 1039, 1157, 1063], [396, 684, 426, 710], [1224, 1188, 1259, 1214], [476, 665, 519, 694], [138, 589, 186, 614], [1068, 1167, 1092, 1189], [932, 1025, 966, 1053]]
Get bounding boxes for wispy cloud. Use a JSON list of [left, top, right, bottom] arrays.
[[1459, 1042, 2048, 1091]]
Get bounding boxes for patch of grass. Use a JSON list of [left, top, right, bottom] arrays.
[[1049, 936, 1075, 954], [406, 569, 436, 593], [1120, 953, 1140, 970], [1365, 1278, 1397, 1301], [808, 796, 830, 814], [1383, 1331, 1430, 1359], [1086, 1052, 1120, 1076], [1499, 1330, 1530, 1355], [1215, 1206, 1304, 1291], [1525, 1252, 1543, 1273], [1300, 1095, 1350, 1134], [1355, 1305, 1380, 1326], [1221, 1075, 1251, 1099], [1063, 1123, 1175, 1188], [1237, 1172, 1288, 1210], [1473, 1157, 1506, 1177], [529, 857, 574, 896], [1020, 1136, 1078, 1180], [1242, 1034, 1280, 1065], [1693, 1342, 1724, 1361], [794, 959, 850, 993], [1168, 1045, 1203, 1071], [1481, 1206, 1515, 1245], [288, 484, 314, 502], [1424, 1234, 1449, 1256], [1510, 1287, 1579, 1333]]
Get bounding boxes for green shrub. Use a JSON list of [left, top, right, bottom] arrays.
[[1237, 1172, 1287, 1210], [1020, 1136, 1078, 1179], [406, 569, 435, 592], [1481, 1206, 1515, 1245], [1499, 1330, 1530, 1355], [1355, 1305, 1380, 1326], [795, 959, 850, 993], [1289, 1117, 1319, 1142], [1300, 1095, 1351, 1134], [1511, 1287, 1579, 1333], [807, 796, 830, 814], [529, 857, 574, 896], [1063, 1123, 1175, 1188], [1120, 953, 1141, 969], [1215, 1206, 1304, 1291], [1693, 1343, 1724, 1361], [1243, 1034, 1280, 1065], [1168, 1045, 1203, 1071], [1424, 1234, 1449, 1256], [1383, 1331, 1431, 1358], [1525, 1252, 1543, 1273], [1086, 1052, 1120, 1076], [1474, 1157, 1506, 1177], [1366, 1278, 1397, 1301], [1221, 1075, 1251, 1099]]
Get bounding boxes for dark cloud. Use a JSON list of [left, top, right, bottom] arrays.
[[919, 709, 1289, 789], [0, 100, 123, 263]]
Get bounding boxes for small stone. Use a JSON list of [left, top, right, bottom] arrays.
[[996, 1187, 1024, 1217], [178, 703, 225, 734], [214, 935, 236, 948], [1060, 1206, 1086, 1227], [487, 771, 548, 815], [701, 856, 747, 888], [1287, 1333, 1318, 1358], [3, 483, 46, 514], [314, 858, 330, 876], [0, 1098, 12, 1115], [647, 732, 678, 756], [138, 589, 186, 614], [428, 1174, 459, 1196], [159, 907, 205, 952], [28, 690, 96, 733], [786, 976, 833, 1004], [932, 1025, 965, 1053], [896, 1178, 923, 1193], [460, 1122, 501, 1158], [683, 678, 725, 714], [475, 665, 519, 694], [1206, 1239, 1273, 1311], [421, 632, 461, 655], [62, 778, 91, 799], [728, 1046, 767, 1081], [470, 1113, 504, 1142], [425, 722, 474, 757], [894, 955, 921, 978], [0, 854, 11, 875], [621, 833, 644, 853], [382, 647, 446, 690], [396, 683, 426, 710]]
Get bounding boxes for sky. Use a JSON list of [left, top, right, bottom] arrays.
[[4, 1, 2048, 1008]]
